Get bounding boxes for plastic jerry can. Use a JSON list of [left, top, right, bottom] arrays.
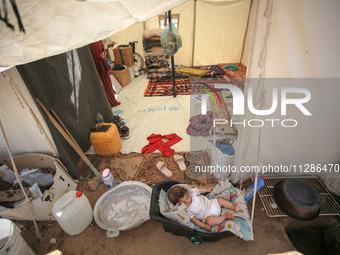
[[89, 123, 121, 156], [52, 191, 93, 236]]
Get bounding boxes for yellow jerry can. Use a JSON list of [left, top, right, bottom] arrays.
[[89, 123, 121, 156]]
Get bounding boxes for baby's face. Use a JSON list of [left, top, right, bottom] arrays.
[[179, 193, 192, 207]]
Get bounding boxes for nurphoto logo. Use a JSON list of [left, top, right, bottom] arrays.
[[198, 84, 312, 128]]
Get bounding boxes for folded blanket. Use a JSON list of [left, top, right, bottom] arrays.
[[143, 38, 162, 51], [176, 67, 212, 78], [143, 28, 164, 40]]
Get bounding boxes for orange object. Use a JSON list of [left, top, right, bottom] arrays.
[[89, 123, 121, 156]]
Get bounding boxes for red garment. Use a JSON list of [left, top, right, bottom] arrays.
[[89, 41, 121, 107], [142, 133, 182, 157]]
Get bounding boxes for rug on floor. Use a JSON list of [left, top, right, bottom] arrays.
[[133, 151, 218, 187], [143, 77, 228, 97], [143, 78, 191, 97]]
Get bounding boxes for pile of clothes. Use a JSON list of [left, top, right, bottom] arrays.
[[143, 28, 170, 73]]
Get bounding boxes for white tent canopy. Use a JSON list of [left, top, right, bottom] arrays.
[[1, 0, 340, 194], [0, 0, 189, 69]]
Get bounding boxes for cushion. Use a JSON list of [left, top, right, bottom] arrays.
[[175, 67, 212, 78]]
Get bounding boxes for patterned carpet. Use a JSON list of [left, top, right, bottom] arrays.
[[144, 77, 228, 97], [133, 151, 218, 187]]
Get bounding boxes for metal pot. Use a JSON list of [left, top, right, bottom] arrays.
[[273, 179, 321, 221]]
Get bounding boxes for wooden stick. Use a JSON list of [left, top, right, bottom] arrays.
[[0, 118, 43, 241], [36, 99, 102, 179], [50, 108, 81, 150]]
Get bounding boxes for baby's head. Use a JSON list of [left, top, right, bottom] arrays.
[[168, 186, 192, 207]]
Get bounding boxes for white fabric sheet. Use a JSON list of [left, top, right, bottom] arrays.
[[110, 74, 212, 154], [233, 0, 340, 189]]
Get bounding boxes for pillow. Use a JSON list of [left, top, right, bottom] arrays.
[[158, 188, 194, 229]]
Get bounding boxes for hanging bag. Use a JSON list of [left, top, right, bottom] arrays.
[[160, 21, 182, 56], [210, 126, 236, 179]]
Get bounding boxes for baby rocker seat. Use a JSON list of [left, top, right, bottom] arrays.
[[150, 180, 246, 244]]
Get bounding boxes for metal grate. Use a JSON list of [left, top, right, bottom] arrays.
[[256, 177, 340, 217]]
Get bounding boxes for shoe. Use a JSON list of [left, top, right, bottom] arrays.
[[113, 115, 125, 127], [174, 155, 186, 172], [120, 126, 130, 140], [156, 162, 173, 178]]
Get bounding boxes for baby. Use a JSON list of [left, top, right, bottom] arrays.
[[168, 186, 241, 232]]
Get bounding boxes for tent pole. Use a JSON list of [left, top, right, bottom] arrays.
[[191, 0, 197, 66], [168, 10, 176, 98], [240, 0, 254, 63]]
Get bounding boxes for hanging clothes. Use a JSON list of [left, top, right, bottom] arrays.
[[89, 41, 120, 107], [142, 133, 182, 157]]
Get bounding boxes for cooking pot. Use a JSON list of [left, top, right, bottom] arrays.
[[273, 179, 321, 221]]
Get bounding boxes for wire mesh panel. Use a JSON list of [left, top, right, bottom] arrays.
[[256, 177, 340, 217]]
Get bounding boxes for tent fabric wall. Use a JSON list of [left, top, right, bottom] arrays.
[[0, 68, 56, 161], [16, 46, 115, 179], [109, 0, 253, 66], [233, 0, 340, 193]]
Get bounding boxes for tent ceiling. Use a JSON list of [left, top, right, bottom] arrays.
[[0, 0, 189, 69]]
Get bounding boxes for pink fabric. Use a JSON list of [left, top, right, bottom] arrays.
[[186, 111, 214, 136], [142, 28, 164, 40]]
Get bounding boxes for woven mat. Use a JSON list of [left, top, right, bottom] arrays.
[[217, 63, 247, 91], [144, 78, 191, 97], [144, 77, 228, 97], [133, 151, 218, 187]]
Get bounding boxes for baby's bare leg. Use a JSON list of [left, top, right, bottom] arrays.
[[205, 213, 234, 226], [217, 198, 241, 213]]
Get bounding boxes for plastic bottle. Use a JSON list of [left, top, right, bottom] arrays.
[[102, 168, 116, 189], [52, 190, 93, 236], [96, 112, 104, 123], [244, 177, 266, 202]]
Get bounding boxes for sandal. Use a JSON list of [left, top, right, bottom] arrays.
[[156, 162, 173, 178], [174, 155, 186, 172]]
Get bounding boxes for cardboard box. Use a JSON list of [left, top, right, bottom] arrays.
[[109, 66, 131, 87], [0, 153, 77, 221], [113, 46, 134, 67]]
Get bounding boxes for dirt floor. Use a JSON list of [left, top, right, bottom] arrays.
[[13, 156, 340, 255]]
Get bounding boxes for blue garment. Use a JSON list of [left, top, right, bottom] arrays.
[[216, 143, 235, 155]]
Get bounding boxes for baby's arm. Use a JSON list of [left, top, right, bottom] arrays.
[[190, 216, 211, 232], [198, 187, 213, 194]]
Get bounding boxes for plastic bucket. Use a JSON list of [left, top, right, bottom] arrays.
[[0, 218, 36, 255]]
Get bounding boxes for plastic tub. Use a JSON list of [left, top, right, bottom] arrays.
[[0, 218, 35, 255], [52, 191, 93, 236], [94, 181, 152, 237]]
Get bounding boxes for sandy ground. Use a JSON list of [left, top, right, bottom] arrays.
[[19, 186, 339, 255], [12, 157, 340, 255]]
